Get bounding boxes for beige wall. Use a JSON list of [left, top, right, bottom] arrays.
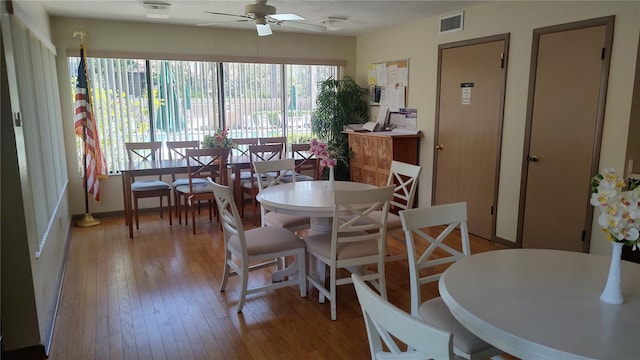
[[50, 17, 357, 218], [356, 1, 640, 255]]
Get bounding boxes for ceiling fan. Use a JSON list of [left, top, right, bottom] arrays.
[[201, 0, 322, 36]]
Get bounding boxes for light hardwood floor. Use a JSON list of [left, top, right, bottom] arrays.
[[49, 211, 509, 360]]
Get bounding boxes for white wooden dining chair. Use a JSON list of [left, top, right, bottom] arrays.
[[304, 185, 395, 320], [209, 180, 307, 313], [352, 274, 458, 360], [381, 160, 422, 261], [253, 158, 310, 231], [241, 144, 284, 223], [400, 202, 500, 360]]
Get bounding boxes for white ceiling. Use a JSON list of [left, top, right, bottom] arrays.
[[29, 0, 482, 36]]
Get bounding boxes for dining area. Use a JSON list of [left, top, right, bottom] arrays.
[[27, 109, 633, 360], [118, 135, 320, 238], [70, 137, 640, 360]]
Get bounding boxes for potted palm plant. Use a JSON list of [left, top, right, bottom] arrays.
[[311, 75, 369, 180]]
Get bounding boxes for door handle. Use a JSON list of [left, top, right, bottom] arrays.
[[528, 155, 539, 162], [436, 144, 444, 150]]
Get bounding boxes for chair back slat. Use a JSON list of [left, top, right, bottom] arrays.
[[166, 140, 200, 160], [253, 158, 296, 190], [231, 138, 259, 157], [399, 202, 470, 317], [185, 148, 230, 190], [209, 181, 245, 255], [352, 274, 455, 360], [258, 136, 287, 153], [387, 160, 422, 211], [125, 141, 162, 162], [291, 143, 320, 180], [332, 186, 395, 255]]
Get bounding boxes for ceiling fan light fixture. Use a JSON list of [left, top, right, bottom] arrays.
[[245, 1, 276, 17], [321, 17, 346, 31], [143, 1, 171, 19]]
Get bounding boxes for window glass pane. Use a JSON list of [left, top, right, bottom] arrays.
[[68, 56, 338, 173], [223, 62, 282, 140], [285, 64, 338, 143], [69, 56, 149, 174], [150, 60, 219, 152]]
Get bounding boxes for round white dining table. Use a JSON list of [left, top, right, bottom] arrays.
[[438, 248, 640, 360], [256, 180, 377, 234]]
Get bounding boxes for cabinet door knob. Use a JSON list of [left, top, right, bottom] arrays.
[[436, 144, 444, 150], [528, 155, 539, 162]]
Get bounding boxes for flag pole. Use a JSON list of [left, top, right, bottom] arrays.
[[73, 31, 100, 227]]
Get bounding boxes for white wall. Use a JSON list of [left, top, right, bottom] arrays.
[[356, 1, 640, 255], [49, 17, 357, 217]]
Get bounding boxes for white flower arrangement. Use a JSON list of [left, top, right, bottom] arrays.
[[590, 167, 640, 249]]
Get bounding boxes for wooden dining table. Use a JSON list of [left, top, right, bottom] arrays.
[[438, 248, 640, 360]]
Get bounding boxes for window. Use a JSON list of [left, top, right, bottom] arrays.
[[68, 56, 338, 174]]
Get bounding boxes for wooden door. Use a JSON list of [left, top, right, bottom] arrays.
[[433, 35, 508, 240], [519, 18, 613, 251]]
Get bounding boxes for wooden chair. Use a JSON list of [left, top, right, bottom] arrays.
[[240, 144, 284, 222], [165, 140, 207, 224], [399, 202, 500, 359], [303, 185, 395, 320], [253, 159, 310, 231], [231, 137, 259, 158], [175, 147, 230, 234], [259, 136, 287, 145], [352, 274, 457, 360], [258, 136, 287, 153], [125, 142, 172, 229], [291, 143, 320, 181], [209, 181, 307, 313]]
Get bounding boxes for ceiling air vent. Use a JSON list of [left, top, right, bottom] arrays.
[[439, 12, 464, 34]]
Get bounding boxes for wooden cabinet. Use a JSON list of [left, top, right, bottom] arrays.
[[347, 131, 421, 187]]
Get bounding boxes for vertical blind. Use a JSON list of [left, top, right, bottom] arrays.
[[68, 57, 338, 174]]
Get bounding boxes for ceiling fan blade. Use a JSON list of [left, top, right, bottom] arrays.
[[270, 13, 304, 21], [197, 19, 251, 27], [282, 21, 326, 32], [204, 11, 252, 21], [256, 24, 272, 36]]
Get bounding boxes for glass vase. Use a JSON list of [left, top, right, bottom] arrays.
[[600, 242, 624, 304]]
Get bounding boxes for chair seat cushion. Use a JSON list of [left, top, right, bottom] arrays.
[[172, 178, 208, 187], [230, 172, 255, 181], [175, 183, 214, 194], [304, 232, 376, 260], [418, 297, 494, 355], [229, 226, 305, 256], [341, 211, 402, 230], [131, 180, 171, 191], [264, 212, 310, 228]]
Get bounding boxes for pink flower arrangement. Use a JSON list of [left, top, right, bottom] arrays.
[[310, 139, 338, 167]]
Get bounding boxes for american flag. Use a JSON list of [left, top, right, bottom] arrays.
[[74, 45, 108, 201]]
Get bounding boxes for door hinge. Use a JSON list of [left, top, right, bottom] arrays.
[[601, 47, 606, 60], [500, 52, 505, 69], [581, 230, 586, 241], [490, 205, 494, 215], [13, 112, 22, 127]]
